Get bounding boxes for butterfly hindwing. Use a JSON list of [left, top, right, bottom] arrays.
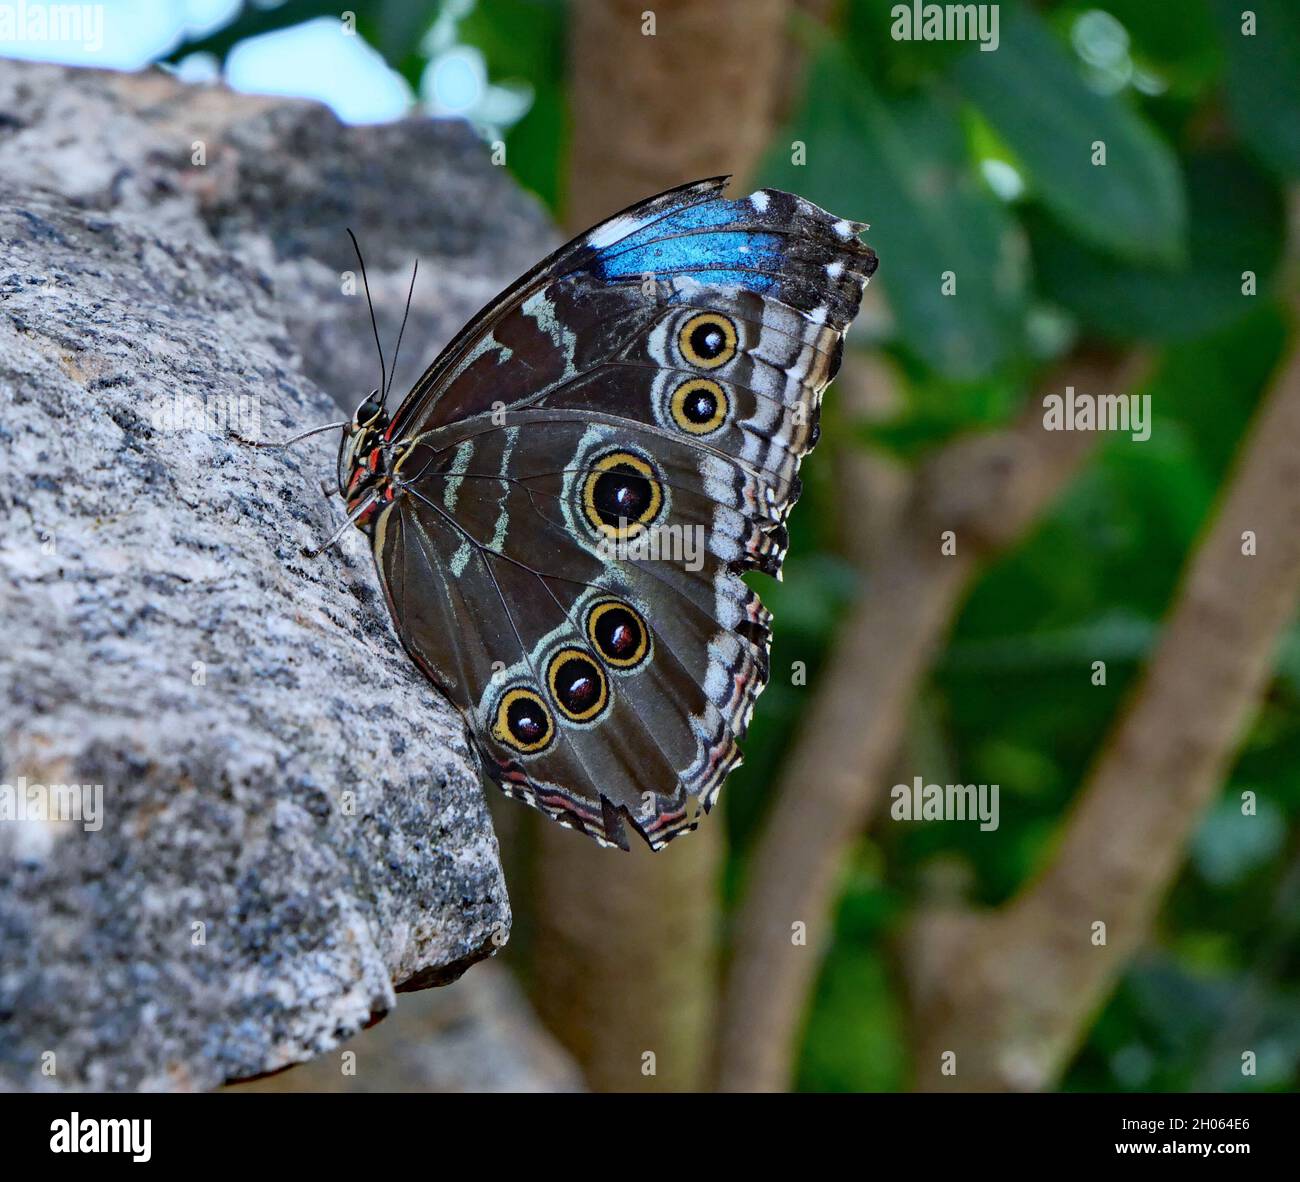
[[372, 178, 875, 848]]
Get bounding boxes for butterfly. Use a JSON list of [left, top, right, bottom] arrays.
[[304, 178, 874, 850]]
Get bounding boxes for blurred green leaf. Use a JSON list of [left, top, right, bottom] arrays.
[[1072, 954, 1300, 1091], [952, 4, 1187, 263], [863, 366, 1023, 455], [797, 945, 907, 1092], [759, 41, 1027, 379], [458, 0, 567, 211], [973, 738, 1063, 798], [1029, 150, 1285, 341], [1192, 798, 1288, 887], [167, 0, 366, 62], [1271, 628, 1300, 698], [1209, 0, 1300, 176], [355, 1, 440, 89], [369, 0, 439, 68], [1149, 302, 1286, 474], [843, 0, 975, 87], [724, 551, 858, 853], [456, 0, 558, 79], [1091, 0, 1222, 85], [796, 860, 906, 1092], [941, 610, 1157, 675]]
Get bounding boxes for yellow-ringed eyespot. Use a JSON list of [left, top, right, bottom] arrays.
[[586, 599, 651, 669], [546, 648, 609, 722], [492, 687, 554, 754], [669, 378, 729, 435], [677, 312, 738, 369], [581, 451, 663, 539]]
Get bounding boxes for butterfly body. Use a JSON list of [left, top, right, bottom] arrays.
[[339, 178, 876, 849]]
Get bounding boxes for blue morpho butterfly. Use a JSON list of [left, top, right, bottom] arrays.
[[256, 178, 876, 849]]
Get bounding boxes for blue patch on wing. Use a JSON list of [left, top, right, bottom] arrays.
[[598, 230, 782, 276], [588, 196, 786, 296], [602, 197, 745, 255]]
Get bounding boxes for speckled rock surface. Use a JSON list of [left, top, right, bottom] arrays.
[[230, 963, 586, 1094], [0, 62, 554, 1091]]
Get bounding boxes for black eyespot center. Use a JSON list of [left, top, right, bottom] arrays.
[[508, 697, 546, 741], [547, 647, 609, 721], [686, 389, 717, 422], [586, 599, 650, 669], [494, 687, 554, 754], [581, 451, 664, 537], [556, 656, 598, 708], [691, 323, 725, 359], [669, 378, 728, 435], [593, 464, 651, 525], [678, 312, 737, 369]]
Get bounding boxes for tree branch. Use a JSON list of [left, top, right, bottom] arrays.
[[903, 304, 1300, 1091], [526, 0, 793, 1092], [714, 347, 1149, 1092], [564, 0, 790, 229]]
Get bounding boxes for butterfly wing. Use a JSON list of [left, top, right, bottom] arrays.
[[372, 178, 875, 848]]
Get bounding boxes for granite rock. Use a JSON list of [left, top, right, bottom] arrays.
[[230, 963, 586, 1094], [0, 62, 555, 1091]]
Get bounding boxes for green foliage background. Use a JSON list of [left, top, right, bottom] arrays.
[[177, 0, 1299, 1092]]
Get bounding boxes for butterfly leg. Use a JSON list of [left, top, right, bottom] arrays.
[[301, 486, 377, 558]]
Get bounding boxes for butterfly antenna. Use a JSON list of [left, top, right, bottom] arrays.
[[347, 227, 386, 403], [229, 421, 347, 449], [383, 258, 419, 408]]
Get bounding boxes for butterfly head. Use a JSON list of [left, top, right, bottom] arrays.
[[352, 389, 387, 430]]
